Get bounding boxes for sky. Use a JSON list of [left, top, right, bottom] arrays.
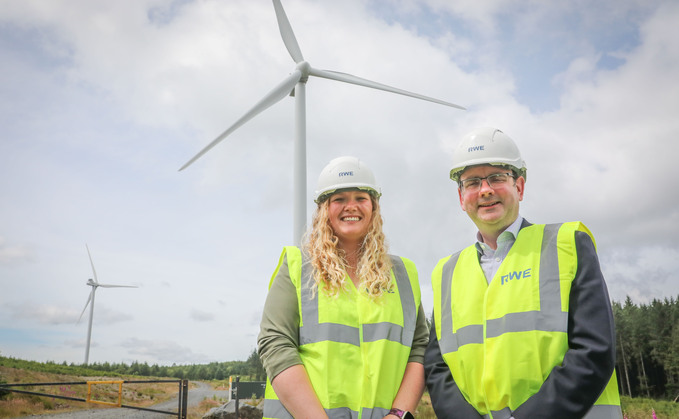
[[1, 0, 678, 367]]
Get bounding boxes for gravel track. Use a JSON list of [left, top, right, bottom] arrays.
[[16, 381, 231, 419]]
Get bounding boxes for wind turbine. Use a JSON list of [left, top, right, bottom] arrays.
[[77, 245, 137, 365], [180, 0, 465, 245]]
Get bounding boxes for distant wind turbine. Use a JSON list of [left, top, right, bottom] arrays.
[[77, 245, 137, 365], [180, 0, 466, 245]]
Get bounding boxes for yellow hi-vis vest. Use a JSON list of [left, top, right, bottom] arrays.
[[432, 223, 622, 419], [263, 246, 420, 419]]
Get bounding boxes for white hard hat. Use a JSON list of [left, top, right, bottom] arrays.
[[449, 127, 527, 182], [314, 156, 381, 203]]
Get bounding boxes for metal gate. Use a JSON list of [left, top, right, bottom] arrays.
[[0, 379, 189, 418]]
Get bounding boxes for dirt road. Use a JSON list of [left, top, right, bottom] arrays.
[[17, 381, 231, 419]]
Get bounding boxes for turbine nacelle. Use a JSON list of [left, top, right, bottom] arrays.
[[296, 61, 311, 83]]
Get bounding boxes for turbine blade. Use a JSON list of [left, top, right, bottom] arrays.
[[179, 70, 303, 171], [272, 0, 304, 63], [309, 67, 466, 110], [98, 284, 138, 288], [77, 290, 93, 324], [85, 244, 99, 284]]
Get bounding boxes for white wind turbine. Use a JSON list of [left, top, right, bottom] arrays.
[[179, 0, 465, 245], [77, 245, 137, 365]]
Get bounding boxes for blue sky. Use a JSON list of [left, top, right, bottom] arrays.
[[1, 0, 678, 366]]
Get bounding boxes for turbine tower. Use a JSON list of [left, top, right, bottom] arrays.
[[180, 0, 465, 245], [78, 245, 137, 365]]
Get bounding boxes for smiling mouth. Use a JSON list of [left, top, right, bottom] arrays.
[[479, 201, 500, 208], [342, 216, 361, 221]]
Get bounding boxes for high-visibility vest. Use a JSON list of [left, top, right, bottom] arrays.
[[432, 222, 622, 419], [264, 246, 420, 419]]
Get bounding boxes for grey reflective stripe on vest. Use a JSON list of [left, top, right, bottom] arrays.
[[363, 256, 416, 346], [583, 404, 624, 419], [482, 406, 512, 419], [438, 252, 476, 353], [475, 404, 622, 419], [361, 406, 390, 419], [264, 399, 294, 419], [264, 399, 365, 419], [299, 255, 416, 347], [299, 260, 361, 346], [439, 223, 568, 354]]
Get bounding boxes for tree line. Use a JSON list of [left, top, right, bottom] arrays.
[[613, 296, 679, 401], [0, 348, 266, 383], [2, 296, 678, 401], [81, 348, 266, 382]]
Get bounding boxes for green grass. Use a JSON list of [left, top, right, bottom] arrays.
[[621, 395, 679, 419]]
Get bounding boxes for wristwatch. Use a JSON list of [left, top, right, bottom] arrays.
[[388, 408, 414, 419]]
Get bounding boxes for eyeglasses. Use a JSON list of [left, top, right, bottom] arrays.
[[459, 172, 515, 192]]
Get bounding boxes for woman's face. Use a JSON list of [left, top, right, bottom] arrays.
[[327, 190, 373, 246]]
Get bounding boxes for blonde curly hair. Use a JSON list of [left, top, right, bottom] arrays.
[[303, 193, 393, 300]]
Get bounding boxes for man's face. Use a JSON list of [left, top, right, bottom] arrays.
[[458, 165, 525, 233]]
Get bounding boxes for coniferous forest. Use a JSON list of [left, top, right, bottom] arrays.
[[613, 296, 679, 401]]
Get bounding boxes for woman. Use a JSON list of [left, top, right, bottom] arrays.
[[258, 156, 428, 419]]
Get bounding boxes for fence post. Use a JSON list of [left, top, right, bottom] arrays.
[[177, 381, 182, 419], [235, 376, 240, 418], [180, 379, 188, 419]]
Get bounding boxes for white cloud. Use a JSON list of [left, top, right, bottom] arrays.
[[5, 302, 133, 326], [190, 308, 215, 322], [601, 246, 679, 303], [122, 337, 212, 365], [0, 237, 32, 264]]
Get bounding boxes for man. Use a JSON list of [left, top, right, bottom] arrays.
[[424, 127, 622, 419]]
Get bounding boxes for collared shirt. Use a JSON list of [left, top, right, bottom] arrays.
[[475, 216, 524, 284]]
